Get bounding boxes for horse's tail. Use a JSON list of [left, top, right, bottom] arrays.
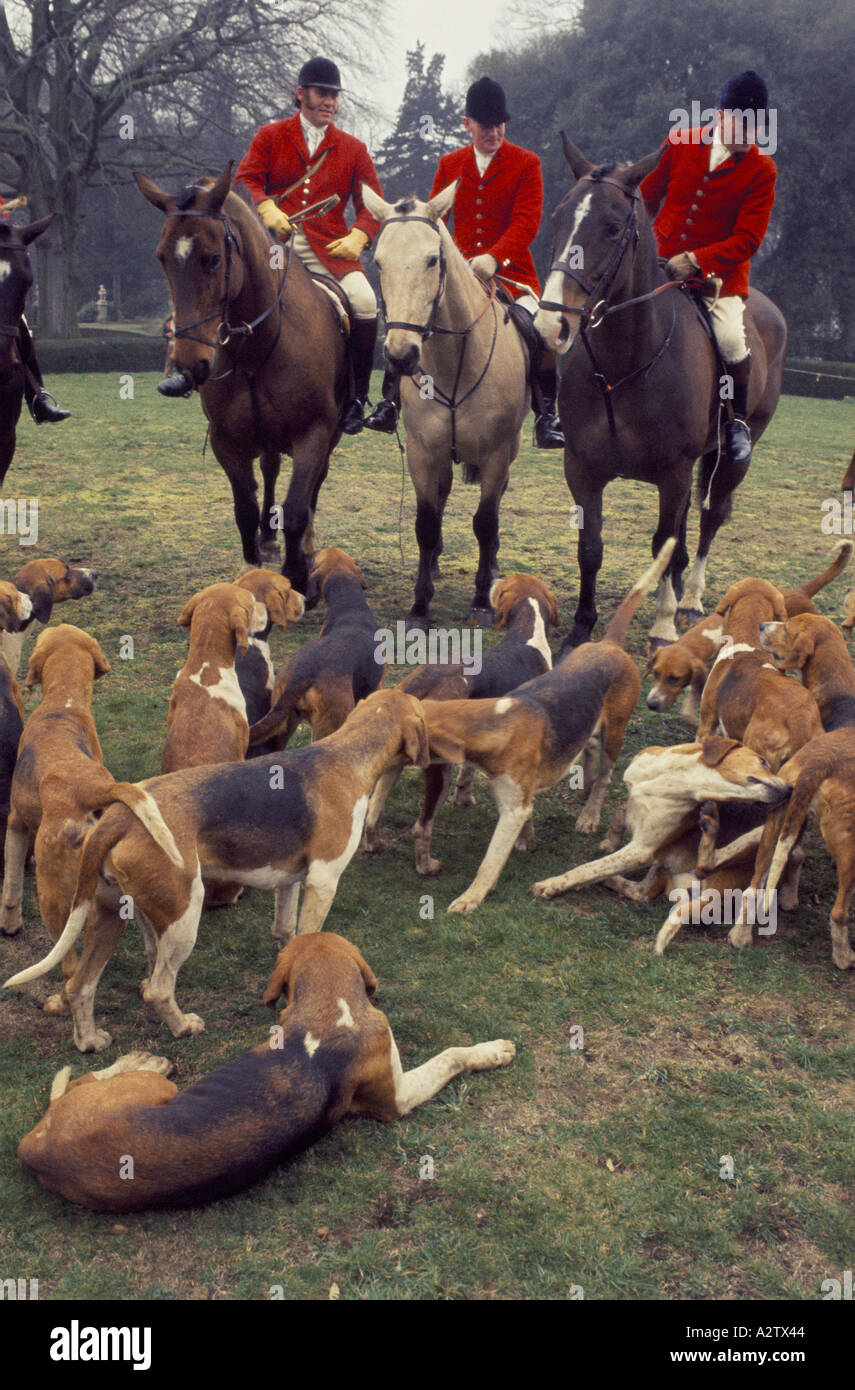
[[603, 539, 676, 649], [797, 539, 854, 600], [841, 447, 855, 496]]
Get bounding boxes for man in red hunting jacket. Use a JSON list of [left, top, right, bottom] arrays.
[[365, 77, 564, 449], [641, 69, 776, 464], [235, 57, 384, 434]]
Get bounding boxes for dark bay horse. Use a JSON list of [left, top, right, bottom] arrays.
[[0, 215, 54, 485], [361, 183, 529, 629], [534, 135, 787, 649], [135, 166, 348, 593]]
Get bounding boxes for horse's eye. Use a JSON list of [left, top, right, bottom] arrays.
[[606, 222, 622, 238], [427, 254, 438, 268], [206, 253, 221, 270]]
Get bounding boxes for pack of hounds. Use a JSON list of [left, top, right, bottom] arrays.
[[2, 538, 855, 1212]]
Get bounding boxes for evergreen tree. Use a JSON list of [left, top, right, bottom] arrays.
[[376, 45, 461, 201]]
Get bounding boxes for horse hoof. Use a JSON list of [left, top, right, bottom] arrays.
[[677, 608, 704, 628], [646, 636, 673, 655], [468, 607, 493, 628], [260, 539, 281, 559], [404, 615, 429, 634]]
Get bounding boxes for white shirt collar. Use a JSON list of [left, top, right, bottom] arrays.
[[300, 115, 326, 156], [709, 129, 732, 172], [474, 147, 496, 176]]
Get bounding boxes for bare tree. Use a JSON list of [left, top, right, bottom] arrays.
[[0, 0, 386, 334]]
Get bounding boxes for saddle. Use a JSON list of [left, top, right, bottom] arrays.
[[308, 270, 351, 337]]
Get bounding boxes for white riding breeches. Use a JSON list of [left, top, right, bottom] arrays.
[[709, 295, 748, 363], [291, 228, 377, 319]]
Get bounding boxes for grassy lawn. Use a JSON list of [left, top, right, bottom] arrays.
[[0, 373, 853, 1301]]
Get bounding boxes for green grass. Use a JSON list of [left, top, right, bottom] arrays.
[[1, 374, 854, 1301]]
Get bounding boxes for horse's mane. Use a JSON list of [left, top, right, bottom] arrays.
[[590, 163, 618, 180]]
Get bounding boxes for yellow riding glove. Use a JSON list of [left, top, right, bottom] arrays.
[[325, 227, 369, 261], [257, 199, 292, 239], [470, 253, 499, 280]]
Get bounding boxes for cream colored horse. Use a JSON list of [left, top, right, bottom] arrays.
[[362, 183, 530, 628]]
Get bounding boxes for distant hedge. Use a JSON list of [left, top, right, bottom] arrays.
[[36, 335, 166, 374], [782, 358, 855, 400]]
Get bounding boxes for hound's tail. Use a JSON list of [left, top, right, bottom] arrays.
[[248, 676, 311, 746], [603, 539, 677, 649], [795, 539, 854, 600], [4, 814, 134, 990]]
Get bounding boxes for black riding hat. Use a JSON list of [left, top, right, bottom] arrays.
[[465, 76, 509, 125], [298, 57, 343, 91], [718, 69, 768, 115]]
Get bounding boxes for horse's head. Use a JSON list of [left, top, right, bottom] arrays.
[[362, 182, 458, 377], [534, 134, 659, 354], [135, 165, 243, 388], [0, 215, 53, 376]]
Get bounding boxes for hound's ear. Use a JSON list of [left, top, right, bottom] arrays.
[[134, 171, 178, 214], [285, 589, 305, 623], [426, 179, 458, 221], [560, 132, 594, 180], [623, 149, 661, 187], [788, 631, 815, 669], [690, 657, 707, 690], [772, 589, 788, 623], [24, 647, 45, 689], [489, 578, 511, 629], [403, 709, 431, 768], [91, 640, 111, 678], [177, 595, 198, 627], [28, 580, 54, 624], [263, 940, 298, 1008], [260, 586, 291, 632], [700, 735, 741, 767], [545, 586, 561, 628], [229, 597, 252, 654], [352, 947, 378, 997]]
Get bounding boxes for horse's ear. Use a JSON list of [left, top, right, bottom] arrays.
[[361, 184, 396, 223], [426, 180, 458, 222], [204, 163, 234, 215], [560, 132, 594, 180], [134, 171, 178, 214], [623, 149, 661, 188], [20, 214, 55, 246]]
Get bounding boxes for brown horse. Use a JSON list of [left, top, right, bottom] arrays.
[[0, 215, 54, 485], [135, 166, 348, 593], [534, 136, 787, 650]]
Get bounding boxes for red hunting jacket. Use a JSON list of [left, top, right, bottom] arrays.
[[641, 130, 776, 298], [429, 140, 543, 297], [235, 114, 383, 279]]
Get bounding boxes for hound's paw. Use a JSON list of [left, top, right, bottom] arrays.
[[471, 1039, 516, 1070], [531, 877, 564, 899], [174, 1013, 205, 1037], [447, 893, 481, 916], [454, 789, 476, 808], [43, 992, 70, 1016], [76, 1029, 113, 1053], [832, 947, 855, 970], [0, 911, 22, 936], [574, 807, 601, 836], [727, 924, 753, 949], [416, 856, 442, 876]]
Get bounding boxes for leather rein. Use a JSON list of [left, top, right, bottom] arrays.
[[539, 172, 680, 435], [373, 214, 499, 464]]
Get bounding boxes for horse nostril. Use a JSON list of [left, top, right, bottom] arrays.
[[557, 316, 571, 345]]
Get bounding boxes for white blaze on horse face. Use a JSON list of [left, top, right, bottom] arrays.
[[175, 235, 195, 264], [0, 260, 11, 283], [535, 191, 593, 353]]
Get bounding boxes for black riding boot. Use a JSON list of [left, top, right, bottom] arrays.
[[363, 368, 401, 433], [20, 318, 70, 423], [341, 317, 379, 435], [532, 350, 564, 449], [724, 354, 752, 464]]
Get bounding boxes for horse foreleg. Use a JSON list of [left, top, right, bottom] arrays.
[[470, 482, 504, 624], [406, 446, 451, 630], [650, 478, 690, 647], [280, 426, 331, 594], [686, 448, 751, 622], [563, 472, 603, 649], [259, 447, 282, 556], [214, 441, 261, 568]]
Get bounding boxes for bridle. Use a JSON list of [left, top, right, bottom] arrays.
[[539, 170, 677, 433], [372, 214, 499, 464]]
